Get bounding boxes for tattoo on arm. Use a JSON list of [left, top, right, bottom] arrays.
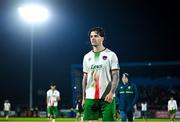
[[82, 73, 87, 100], [110, 70, 119, 93]]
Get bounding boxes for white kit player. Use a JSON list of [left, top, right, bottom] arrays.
[[47, 82, 60, 122], [4, 100, 11, 120]]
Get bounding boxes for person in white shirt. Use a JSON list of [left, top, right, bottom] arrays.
[[141, 101, 148, 121], [168, 96, 178, 122], [4, 100, 11, 120], [82, 27, 120, 122], [133, 104, 138, 121], [47, 82, 60, 122]]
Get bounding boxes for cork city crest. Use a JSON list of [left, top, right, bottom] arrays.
[[102, 56, 107, 60]]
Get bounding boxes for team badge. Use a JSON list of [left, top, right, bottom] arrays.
[[102, 56, 107, 60]]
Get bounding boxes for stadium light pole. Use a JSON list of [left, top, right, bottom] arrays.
[[18, 4, 49, 109]]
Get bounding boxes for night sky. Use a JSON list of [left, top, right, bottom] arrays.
[[0, 0, 179, 109]]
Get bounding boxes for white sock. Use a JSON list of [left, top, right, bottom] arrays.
[[80, 116, 83, 122], [52, 119, 55, 122]]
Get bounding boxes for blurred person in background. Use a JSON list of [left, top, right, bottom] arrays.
[[116, 73, 138, 122], [47, 82, 60, 122], [75, 96, 83, 122], [141, 101, 148, 121], [4, 100, 11, 120], [168, 96, 178, 122], [133, 104, 138, 121]]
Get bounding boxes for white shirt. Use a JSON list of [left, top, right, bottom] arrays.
[[47, 89, 60, 107], [168, 99, 178, 111], [4, 102, 11, 111], [83, 48, 120, 99], [141, 103, 147, 111]]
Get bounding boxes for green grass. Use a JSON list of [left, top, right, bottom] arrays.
[[0, 117, 180, 122]]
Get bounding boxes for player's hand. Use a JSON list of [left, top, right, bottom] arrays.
[[82, 99, 85, 108], [105, 92, 114, 103]]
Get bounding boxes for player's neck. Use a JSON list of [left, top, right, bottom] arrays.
[[51, 89, 55, 91], [123, 81, 128, 85], [93, 45, 105, 53]]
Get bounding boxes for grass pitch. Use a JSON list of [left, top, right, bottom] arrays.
[[0, 117, 180, 122]]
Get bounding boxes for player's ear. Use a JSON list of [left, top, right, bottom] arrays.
[[101, 37, 105, 44], [102, 37, 104, 41]]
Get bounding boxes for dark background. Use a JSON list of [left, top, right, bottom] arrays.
[[0, 0, 179, 110]]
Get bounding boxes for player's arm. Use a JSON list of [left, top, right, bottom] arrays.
[[82, 55, 88, 108], [175, 100, 178, 110], [110, 69, 119, 93], [82, 72, 88, 108], [105, 69, 119, 103], [57, 96, 60, 101], [57, 92, 61, 101], [46, 96, 49, 105], [115, 83, 120, 100], [168, 101, 170, 111], [46, 93, 50, 106], [105, 52, 120, 103], [3, 105, 4, 111], [132, 83, 138, 106]]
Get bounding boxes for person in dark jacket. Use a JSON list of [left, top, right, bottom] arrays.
[[116, 73, 138, 122]]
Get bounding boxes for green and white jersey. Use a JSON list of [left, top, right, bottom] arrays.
[[83, 48, 119, 99], [4, 102, 11, 111], [47, 89, 60, 107], [168, 99, 178, 111]]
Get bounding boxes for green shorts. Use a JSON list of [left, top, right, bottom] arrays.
[[47, 106, 58, 118], [83, 98, 116, 121], [169, 109, 176, 114]]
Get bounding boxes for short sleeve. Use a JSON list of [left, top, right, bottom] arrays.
[[57, 91, 60, 97], [83, 55, 88, 73], [47, 91, 50, 97], [111, 53, 120, 70]]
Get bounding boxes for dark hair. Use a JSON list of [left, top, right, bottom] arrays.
[[50, 81, 56, 86], [5, 100, 9, 103], [88, 27, 105, 38], [122, 73, 129, 78]]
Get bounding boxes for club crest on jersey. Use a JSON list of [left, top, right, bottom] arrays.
[[102, 56, 107, 60], [128, 86, 131, 89]]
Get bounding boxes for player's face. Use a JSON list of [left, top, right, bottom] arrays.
[[51, 85, 56, 90], [90, 31, 104, 47], [122, 76, 128, 84]]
